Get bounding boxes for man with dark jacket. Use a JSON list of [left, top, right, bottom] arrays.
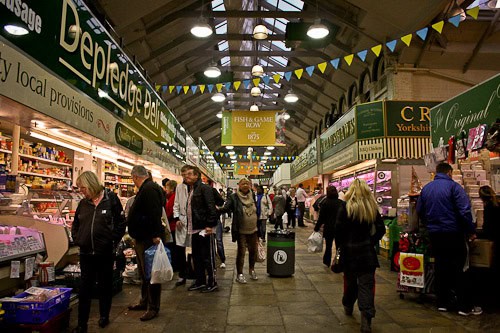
[[417, 162, 478, 315], [127, 165, 165, 321], [182, 165, 218, 293]]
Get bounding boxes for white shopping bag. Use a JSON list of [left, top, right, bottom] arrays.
[[307, 231, 323, 253], [150, 240, 173, 284], [282, 212, 288, 226]]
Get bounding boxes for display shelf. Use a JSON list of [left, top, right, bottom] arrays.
[[30, 198, 64, 203], [19, 153, 72, 167], [18, 171, 71, 181], [0, 249, 44, 264], [105, 180, 134, 185], [0, 148, 12, 154], [104, 170, 122, 176], [67, 246, 79, 256]]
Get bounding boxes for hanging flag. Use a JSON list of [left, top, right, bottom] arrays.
[[466, 6, 479, 20], [386, 40, 397, 52], [401, 33, 413, 47], [199, 85, 206, 94], [183, 86, 189, 94], [284, 156, 288, 161], [371, 44, 382, 57], [243, 80, 251, 88], [273, 74, 281, 84], [431, 21, 444, 33], [225, 82, 232, 91], [225, 153, 229, 157], [330, 58, 340, 69], [155, 85, 161, 92], [284, 72, 292, 81], [448, 15, 461, 28], [344, 54, 354, 66], [162, 85, 168, 93], [256, 156, 260, 160], [357, 50, 368, 62], [207, 84, 214, 93], [169, 85, 175, 93], [305, 66, 315, 77], [294, 68, 304, 79], [191, 85, 197, 94], [238, 154, 242, 159], [317, 62, 327, 73], [234, 81, 241, 91], [176, 86, 182, 94], [216, 83, 223, 92], [416, 27, 428, 41], [253, 78, 260, 87]]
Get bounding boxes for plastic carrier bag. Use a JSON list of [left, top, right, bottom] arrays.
[[145, 241, 173, 283], [256, 239, 266, 262], [307, 231, 323, 253]]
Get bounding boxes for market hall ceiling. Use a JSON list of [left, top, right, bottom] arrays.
[[86, 0, 499, 162]]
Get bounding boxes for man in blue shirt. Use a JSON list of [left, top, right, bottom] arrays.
[[417, 162, 479, 316]]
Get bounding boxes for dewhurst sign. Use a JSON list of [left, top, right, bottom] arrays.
[[0, 0, 185, 158], [430, 74, 500, 147]]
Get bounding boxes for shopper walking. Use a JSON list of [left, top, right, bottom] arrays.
[[335, 179, 385, 333], [314, 186, 345, 267], [296, 183, 308, 227], [256, 185, 273, 242], [220, 178, 259, 283], [172, 166, 190, 286], [416, 162, 478, 316], [272, 190, 286, 230], [182, 165, 219, 293], [72, 171, 126, 333], [285, 188, 298, 228], [127, 165, 166, 321]]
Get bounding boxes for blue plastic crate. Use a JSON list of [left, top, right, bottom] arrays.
[[2, 287, 72, 324]]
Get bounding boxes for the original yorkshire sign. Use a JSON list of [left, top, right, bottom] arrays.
[[385, 101, 438, 137], [431, 74, 500, 147], [291, 139, 317, 178], [320, 109, 356, 160], [221, 110, 282, 146], [0, 0, 185, 159]]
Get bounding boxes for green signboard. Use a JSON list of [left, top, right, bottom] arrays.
[[430, 74, 500, 146], [356, 101, 385, 139], [320, 109, 356, 161], [0, 0, 185, 159], [115, 123, 143, 154], [385, 101, 438, 137], [291, 139, 317, 178]]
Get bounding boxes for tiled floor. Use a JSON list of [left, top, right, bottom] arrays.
[[71, 220, 500, 332]]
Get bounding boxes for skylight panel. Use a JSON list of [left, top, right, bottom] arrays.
[[278, 0, 304, 11], [270, 56, 288, 67], [218, 40, 229, 50], [272, 40, 290, 51], [212, 0, 226, 11], [220, 56, 231, 66], [215, 21, 227, 34]]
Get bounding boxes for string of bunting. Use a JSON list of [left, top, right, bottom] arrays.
[[220, 163, 280, 170], [156, 6, 480, 94], [200, 150, 297, 161]]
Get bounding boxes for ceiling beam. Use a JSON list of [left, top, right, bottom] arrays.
[[160, 10, 325, 19], [144, 0, 203, 35]]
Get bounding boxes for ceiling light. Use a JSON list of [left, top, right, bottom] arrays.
[[284, 90, 299, 103], [264, 151, 272, 156], [204, 62, 221, 78], [251, 86, 261, 97], [266, 146, 275, 150], [250, 104, 259, 111], [253, 24, 268, 40], [216, 111, 223, 118], [191, 17, 213, 37], [261, 156, 269, 160], [229, 151, 235, 155], [307, 19, 329, 39], [211, 93, 226, 102], [226, 146, 234, 150], [283, 112, 291, 120], [4, 24, 29, 36], [251, 64, 264, 77]]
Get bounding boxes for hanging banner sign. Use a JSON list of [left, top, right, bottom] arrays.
[[0, 0, 185, 159], [320, 110, 356, 160], [430, 74, 500, 147], [291, 139, 317, 178], [235, 162, 264, 175], [385, 101, 437, 137], [115, 123, 143, 154], [221, 110, 283, 146], [399, 253, 425, 288]]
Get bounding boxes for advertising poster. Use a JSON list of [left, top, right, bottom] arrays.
[[399, 253, 425, 288]]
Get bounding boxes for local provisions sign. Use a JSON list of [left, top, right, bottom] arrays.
[[431, 74, 500, 147], [221, 111, 281, 146]]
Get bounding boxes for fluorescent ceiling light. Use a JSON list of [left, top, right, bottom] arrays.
[[4, 24, 28, 36], [226, 146, 234, 149], [204, 62, 221, 78], [253, 24, 268, 40], [212, 93, 226, 102], [92, 152, 117, 163], [264, 151, 272, 156], [116, 161, 133, 170], [251, 64, 264, 77], [216, 111, 223, 118], [251, 86, 261, 97], [284, 90, 299, 103], [307, 19, 329, 39], [250, 104, 259, 111], [30, 132, 90, 155], [191, 18, 213, 37], [266, 146, 275, 150], [228, 151, 235, 155]]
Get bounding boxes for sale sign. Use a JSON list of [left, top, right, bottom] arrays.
[[399, 253, 424, 288]]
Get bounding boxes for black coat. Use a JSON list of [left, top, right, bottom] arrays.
[[189, 178, 218, 230], [72, 189, 126, 255], [314, 197, 345, 239], [127, 178, 165, 242], [335, 209, 385, 272]]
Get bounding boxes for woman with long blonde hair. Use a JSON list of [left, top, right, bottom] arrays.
[[335, 179, 385, 333]]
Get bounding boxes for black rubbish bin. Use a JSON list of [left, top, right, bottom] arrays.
[[267, 230, 295, 277]]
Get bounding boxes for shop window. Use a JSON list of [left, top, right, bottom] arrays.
[[318, 120, 323, 134], [348, 83, 358, 107], [324, 112, 330, 128], [338, 95, 347, 114], [359, 70, 371, 102]]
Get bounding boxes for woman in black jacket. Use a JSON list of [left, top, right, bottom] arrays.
[[72, 171, 126, 333], [314, 186, 345, 267], [335, 179, 385, 333]]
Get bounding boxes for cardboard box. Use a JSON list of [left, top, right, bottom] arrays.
[[463, 170, 475, 178], [470, 239, 494, 268], [474, 170, 487, 181], [480, 180, 491, 187], [460, 163, 471, 170]]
